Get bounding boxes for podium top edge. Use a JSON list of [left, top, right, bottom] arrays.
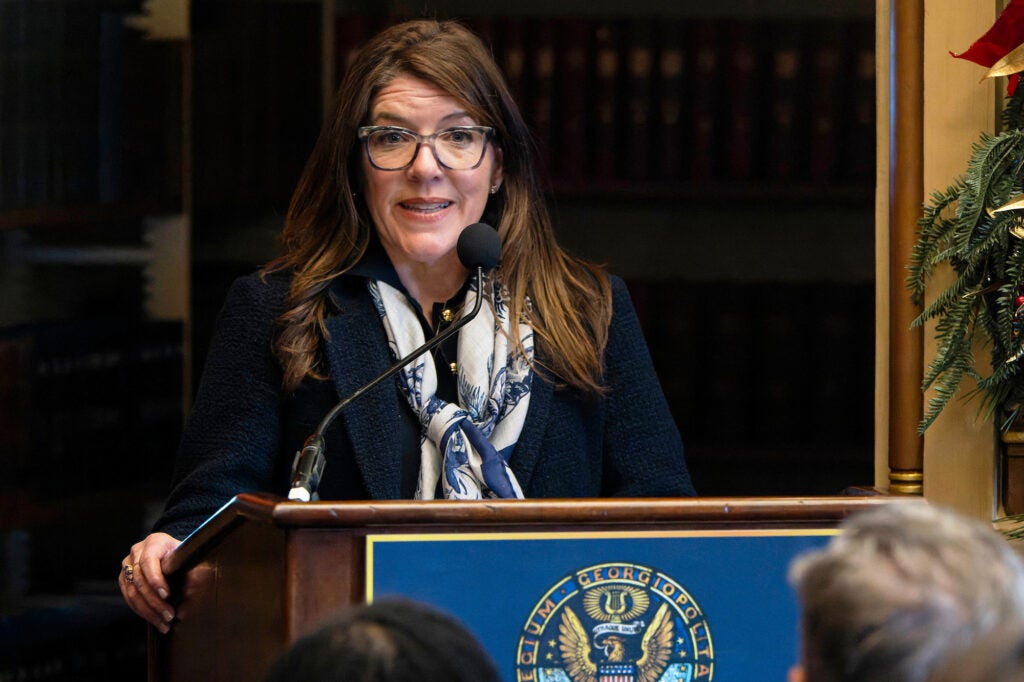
[[163, 493, 906, 576], [266, 493, 901, 527]]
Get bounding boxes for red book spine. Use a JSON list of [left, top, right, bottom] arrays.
[[558, 17, 591, 185]]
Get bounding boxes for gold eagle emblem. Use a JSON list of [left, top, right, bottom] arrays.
[[558, 601, 675, 682]]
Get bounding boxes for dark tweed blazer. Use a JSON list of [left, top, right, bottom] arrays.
[[155, 270, 694, 539]]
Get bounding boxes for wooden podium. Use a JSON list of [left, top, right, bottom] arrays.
[[149, 493, 893, 682]]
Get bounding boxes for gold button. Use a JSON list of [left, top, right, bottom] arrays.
[[449, 362, 458, 375], [442, 309, 454, 323]]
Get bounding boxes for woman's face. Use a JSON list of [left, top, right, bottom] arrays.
[[361, 75, 503, 272]]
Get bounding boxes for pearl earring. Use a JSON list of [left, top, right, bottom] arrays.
[[490, 183, 500, 195]]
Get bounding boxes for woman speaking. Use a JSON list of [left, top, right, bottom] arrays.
[[119, 18, 694, 632]]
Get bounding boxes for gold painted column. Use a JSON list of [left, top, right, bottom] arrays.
[[888, 0, 924, 495]]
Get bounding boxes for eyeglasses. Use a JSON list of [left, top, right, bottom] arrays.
[[357, 125, 495, 171]]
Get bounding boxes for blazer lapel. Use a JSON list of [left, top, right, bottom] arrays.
[[321, 278, 555, 499], [508, 370, 553, 492], [322, 283, 406, 499]]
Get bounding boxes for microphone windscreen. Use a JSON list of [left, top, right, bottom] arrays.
[[457, 223, 501, 269]]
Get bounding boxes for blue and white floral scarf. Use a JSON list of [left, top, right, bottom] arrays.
[[368, 275, 532, 500]]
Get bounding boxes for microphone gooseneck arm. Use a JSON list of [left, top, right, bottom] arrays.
[[288, 222, 501, 501], [315, 264, 484, 439], [288, 265, 487, 501]]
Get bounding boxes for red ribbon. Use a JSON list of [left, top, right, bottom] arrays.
[[951, 0, 1024, 95]]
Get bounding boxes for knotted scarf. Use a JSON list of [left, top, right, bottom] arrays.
[[368, 275, 533, 499]]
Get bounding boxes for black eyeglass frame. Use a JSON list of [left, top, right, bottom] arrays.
[[357, 125, 495, 171]]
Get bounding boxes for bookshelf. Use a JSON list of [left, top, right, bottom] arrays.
[[0, 3, 878, 573], [182, 0, 877, 498], [1, 3, 189, 677], [324, 0, 877, 495], [0, 0, 877, 676]]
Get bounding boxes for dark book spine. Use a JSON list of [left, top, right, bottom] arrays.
[[591, 20, 621, 182], [527, 18, 557, 174], [0, 334, 31, 471], [72, 3, 103, 205], [847, 19, 876, 184], [807, 21, 849, 184], [13, 0, 31, 205], [335, 15, 375, 87], [0, 1, 13, 207], [698, 282, 755, 443], [808, 284, 874, 443], [98, 11, 125, 203], [766, 22, 806, 184], [724, 21, 760, 183], [499, 17, 527, 105], [753, 284, 809, 444], [689, 20, 721, 184], [46, 4, 66, 207], [624, 19, 655, 182], [120, 39, 185, 209], [641, 281, 700, 440], [467, 15, 497, 55], [655, 19, 688, 182], [557, 17, 590, 185]]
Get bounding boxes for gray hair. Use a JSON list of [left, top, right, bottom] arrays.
[[926, 623, 1024, 682], [789, 502, 1024, 682]]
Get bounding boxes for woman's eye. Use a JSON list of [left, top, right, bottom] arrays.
[[444, 130, 475, 145]]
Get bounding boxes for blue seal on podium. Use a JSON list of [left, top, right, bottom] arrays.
[[515, 562, 714, 682]]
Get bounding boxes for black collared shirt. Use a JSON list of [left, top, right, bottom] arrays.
[[346, 237, 467, 402]]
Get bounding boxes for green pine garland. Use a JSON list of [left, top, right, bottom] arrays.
[[908, 85, 1024, 432]]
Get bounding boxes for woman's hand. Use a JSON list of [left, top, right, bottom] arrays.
[[118, 532, 180, 633]]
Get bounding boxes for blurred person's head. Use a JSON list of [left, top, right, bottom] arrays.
[[789, 502, 1024, 682], [263, 597, 502, 682], [926, 623, 1024, 682]]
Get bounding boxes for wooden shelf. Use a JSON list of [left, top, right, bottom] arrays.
[[0, 201, 174, 231], [547, 180, 874, 205]]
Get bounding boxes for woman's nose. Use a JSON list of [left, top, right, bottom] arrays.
[[407, 141, 442, 178]]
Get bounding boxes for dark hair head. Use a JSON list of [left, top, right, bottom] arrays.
[[263, 597, 502, 682], [281, 19, 533, 272]]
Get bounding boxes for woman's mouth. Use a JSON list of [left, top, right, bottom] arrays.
[[400, 200, 451, 213]]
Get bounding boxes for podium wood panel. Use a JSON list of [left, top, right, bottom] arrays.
[[149, 493, 894, 682]]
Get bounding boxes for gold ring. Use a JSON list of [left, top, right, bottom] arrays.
[[123, 563, 135, 584]]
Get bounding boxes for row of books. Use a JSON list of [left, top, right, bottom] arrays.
[[190, 0, 322, 214], [337, 15, 876, 190], [633, 279, 875, 494], [632, 279, 875, 447], [0, 0, 181, 213], [0, 319, 184, 498]]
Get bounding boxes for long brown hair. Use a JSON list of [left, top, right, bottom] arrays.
[[265, 19, 612, 394]]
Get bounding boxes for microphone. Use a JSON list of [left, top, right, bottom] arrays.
[[288, 223, 502, 501]]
